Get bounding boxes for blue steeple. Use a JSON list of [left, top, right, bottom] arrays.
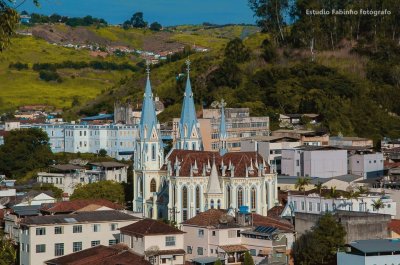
[[139, 64, 159, 140], [177, 60, 203, 150], [219, 100, 228, 155]]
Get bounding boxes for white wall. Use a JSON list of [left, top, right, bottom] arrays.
[[337, 252, 400, 265], [349, 153, 384, 179], [304, 150, 347, 178]]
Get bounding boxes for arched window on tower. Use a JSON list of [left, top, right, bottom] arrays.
[[210, 199, 215, 209], [172, 185, 176, 206], [217, 199, 221, 209], [251, 187, 256, 211], [227, 186, 231, 208], [182, 186, 188, 221], [237, 187, 243, 208], [150, 179, 156, 193], [138, 177, 143, 197], [151, 144, 156, 160], [184, 125, 188, 137], [195, 186, 201, 214]]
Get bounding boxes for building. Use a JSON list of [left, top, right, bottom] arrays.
[[281, 146, 348, 178], [284, 190, 396, 218], [19, 210, 139, 265], [182, 209, 294, 265], [132, 62, 278, 225], [388, 219, 400, 238], [348, 151, 384, 179], [271, 129, 329, 146], [39, 199, 125, 215], [45, 244, 151, 265], [37, 162, 128, 196], [329, 136, 373, 148], [114, 100, 134, 125], [240, 136, 300, 174], [120, 219, 186, 265], [279, 114, 320, 126], [337, 239, 400, 265]]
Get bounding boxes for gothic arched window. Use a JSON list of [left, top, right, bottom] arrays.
[[210, 199, 215, 209], [195, 186, 200, 213], [217, 199, 221, 209], [182, 186, 188, 221], [237, 187, 243, 208], [251, 187, 256, 210], [138, 177, 143, 197], [151, 144, 156, 160], [227, 186, 231, 208], [150, 179, 156, 193]]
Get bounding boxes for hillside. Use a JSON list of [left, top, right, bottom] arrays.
[[0, 24, 257, 114]]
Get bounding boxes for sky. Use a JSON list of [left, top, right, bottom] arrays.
[[16, 0, 256, 26]]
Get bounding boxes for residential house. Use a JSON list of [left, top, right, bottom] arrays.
[[271, 129, 329, 146], [337, 239, 400, 265], [348, 151, 384, 179], [39, 199, 124, 215], [19, 210, 140, 265], [45, 244, 151, 265], [120, 219, 186, 265]]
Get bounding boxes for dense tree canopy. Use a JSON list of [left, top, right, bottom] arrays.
[[0, 128, 53, 178], [0, 231, 16, 265], [70, 180, 125, 204]]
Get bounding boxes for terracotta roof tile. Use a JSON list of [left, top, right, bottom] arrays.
[[40, 199, 124, 214], [120, 219, 184, 236], [166, 150, 269, 178], [219, 245, 248, 253], [182, 209, 230, 227], [267, 206, 285, 218], [252, 214, 294, 231]]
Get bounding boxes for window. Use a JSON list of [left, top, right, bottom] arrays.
[[197, 247, 203, 255], [195, 186, 201, 210], [198, 229, 204, 238], [36, 244, 46, 253], [91, 240, 100, 247], [73, 225, 82, 233], [109, 239, 117, 246], [165, 236, 176, 246], [251, 187, 256, 210], [296, 159, 300, 166], [210, 199, 215, 209], [21, 243, 25, 252], [92, 224, 100, 232], [325, 203, 329, 211], [162, 258, 167, 264], [182, 186, 188, 221], [211, 249, 214, 254], [227, 186, 231, 208], [187, 246, 192, 254], [110, 223, 118, 231], [237, 187, 243, 207], [54, 226, 63, 234], [301, 201, 305, 211], [54, 243, 64, 256], [151, 144, 156, 160], [73, 242, 82, 252], [308, 202, 313, 212], [293, 201, 297, 210], [237, 230, 241, 237], [250, 249, 257, 256], [150, 179, 156, 193], [27, 244, 29, 253], [217, 199, 221, 209], [317, 203, 321, 212], [212, 231, 216, 236], [36, 228, 46, 235]]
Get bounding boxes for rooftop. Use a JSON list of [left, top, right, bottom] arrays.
[[40, 199, 124, 214], [347, 239, 400, 254], [120, 219, 185, 236], [89, 162, 128, 168], [21, 210, 139, 226]]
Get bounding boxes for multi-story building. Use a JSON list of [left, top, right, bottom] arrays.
[[120, 219, 186, 265], [272, 129, 329, 146], [37, 162, 129, 196], [348, 151, 384, 179], [240, 136, 300, 174], [281, 146, 348, 178], [337, 239, 400, 265], [182, 208, 294, 265], [19, 210, 139, 265], [329, 136, 373, 148]]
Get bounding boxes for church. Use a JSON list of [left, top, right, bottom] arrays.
[[132, 61, 278, 224]]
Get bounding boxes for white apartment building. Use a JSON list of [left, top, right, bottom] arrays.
[[37, 162, 128, 195], [281, 146, 348, 178], [284, 191, 396, 218], [19, 210, 139, 265], [337, 239, 400, 265], [120, 219, 186, 265], [349, 152, 384, 179]]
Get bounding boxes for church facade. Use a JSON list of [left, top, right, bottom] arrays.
[[133, 62, 278, 223]]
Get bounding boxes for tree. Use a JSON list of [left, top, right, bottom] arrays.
[[261, 38, 278, 62], [357, 186, 369, 195], [314, 181, 327, 195], [33, 183, 63, 200], [0, 128, 53, 178], [243, 251, 255, 265], [224, 38, 250, 63], [371, 199, 385, 211], [150, 22, 162, 31], [295, 177, 311, 192], [70, 180, 125, 204], [130, 12, 147, 28], [0, 231, 16, 265], [98, 149, 107, 157], [292, 213, 346, 265], [213, 259, 223, 265]]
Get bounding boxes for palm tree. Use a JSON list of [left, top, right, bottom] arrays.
[[372, 199, 385, 212], [295, 177, 311, 193], [357, 185, 369, 195]]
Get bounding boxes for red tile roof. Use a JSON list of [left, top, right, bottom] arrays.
[[182, 209, 230, 227], [40, 199, 124, 214], [252, 214, 294, 231], [120, 219, 185, 237], [219, 245, 248, 253], [45, 245, 150, 265], [267, 206, 285, 218], [389, 219, 400, 235], [166, 150, 269, 177]]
